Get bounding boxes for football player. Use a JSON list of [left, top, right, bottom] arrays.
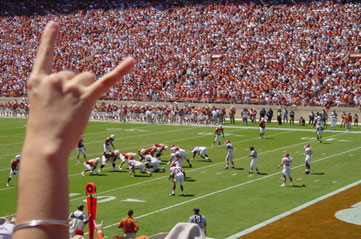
[[145, 155, 165, 172], [169, 162, 185, 196], [6, 155, 20, 187], [191, 146, 211, 162], [138, 146, 156, 161], [212, 125, 224, 147], [153, 143, 168, 160], [316, 122, 324, 143], [248, 146, 260, 174], [127, 159, 152, 177], [81, 157, 100, 176], [259, 118, 266, 139], [224, 140, 235, 169], [104, 134, 115, 153], [98, 150, 120, 172], [119, 152, 137, 170], [171, 146, 192, 168], [278, 153, 294, 187], [76, 136, 86, 162], [304, 144, 313, 174]]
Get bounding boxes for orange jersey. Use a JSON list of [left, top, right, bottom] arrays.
[[85, 159, 98, 166], [121, 153, 135, 160], [11, 160, 19, 170], [153, 143, 166, 150], [145, 147, 156, 155], [215, 127, 224, 135]]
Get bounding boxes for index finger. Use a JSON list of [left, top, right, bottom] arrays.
[[85, 57, 135, 100], [31, 21, 59, 76]]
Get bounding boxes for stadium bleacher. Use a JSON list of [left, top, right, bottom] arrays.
[[0, 0, 360, 106]]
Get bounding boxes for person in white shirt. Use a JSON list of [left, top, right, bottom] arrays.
[[278, 153, 294, 187], [128, 159, 152, 177], [224, 140, 235, 169], [191, 147, 211, 162], [316, 122, 324, 143], [248, 146, 259, 174], [304, 144, 313, 174], [169, 162, 185, 196], [330, 110, 337, 130]]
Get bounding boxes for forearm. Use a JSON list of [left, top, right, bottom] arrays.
[[14, 137, 70, 239]]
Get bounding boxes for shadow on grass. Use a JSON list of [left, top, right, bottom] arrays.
[[233, 167, 244, 170], [134, 174, 152, 177], [181, 194, 195, 197], [90, 173, 108, 176], [311, 172, 325, 175], [257, 172, 268, 175], [185, 177, 196, 182], [292, 184, 307, 188]]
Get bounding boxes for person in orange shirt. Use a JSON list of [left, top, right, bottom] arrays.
[[117, 210, 139, 239], [81, 157, 100, 176], [212, 125, 224, 147], [6, 154, 21, 187]]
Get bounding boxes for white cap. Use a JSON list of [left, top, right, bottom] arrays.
[[0, 217, 14, 239], [165, 223, 206, 239]]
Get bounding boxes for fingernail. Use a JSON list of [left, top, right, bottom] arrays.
[[46, 21, 59, 30]]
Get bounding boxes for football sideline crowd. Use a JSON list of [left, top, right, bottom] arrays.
[[0, 99, 359, 129]]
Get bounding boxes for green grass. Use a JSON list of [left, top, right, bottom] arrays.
[[1, 118, 361, 238]]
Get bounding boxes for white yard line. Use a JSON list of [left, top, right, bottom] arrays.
[[226, 179, 361, 239], [97, 146, 361, 232]]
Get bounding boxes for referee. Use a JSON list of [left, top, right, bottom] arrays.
[[188, 208, 207, 235]]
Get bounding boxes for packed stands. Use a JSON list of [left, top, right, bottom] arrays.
[[1, 0, 360, 106]]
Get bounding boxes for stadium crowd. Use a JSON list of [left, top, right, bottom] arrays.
[[1, 0, 361, 107]]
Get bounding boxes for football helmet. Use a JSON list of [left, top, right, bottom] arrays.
[[219, 125, 223, 128], [164, 146, 168, 151], [110, 134, 115, 140], [15, 155, 21, 161], [225, 140, 231, 144], [284, 153, 290, 157], [305, 143, 310, 148], [95, 157, 100, 163], [114, 150, 120, 156]]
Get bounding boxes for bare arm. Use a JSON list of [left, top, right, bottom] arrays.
[[14, 21, 135, 239]]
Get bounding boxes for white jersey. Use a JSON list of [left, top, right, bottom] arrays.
[[226, 143, 234, 156], [305, 147, 312, 156], [316, 124, 324, 135], [170, 166, 184, 185], [192, 147, 207, 157], [282, 157, 293, 169]]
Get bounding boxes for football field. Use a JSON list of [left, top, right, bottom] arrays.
[[1, 118, 361, 238]]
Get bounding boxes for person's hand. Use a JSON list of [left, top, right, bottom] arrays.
[[25, 21, 135, 157], [94, 220, 103, 233]]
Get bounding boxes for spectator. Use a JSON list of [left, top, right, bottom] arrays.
[[299, 116, 305, 126], [68, 204, 91, 238], [188, 208, 207, 236], [117, 210, 139, 239]]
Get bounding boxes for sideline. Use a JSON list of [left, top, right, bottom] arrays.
[[226, 179, 361, 239]]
